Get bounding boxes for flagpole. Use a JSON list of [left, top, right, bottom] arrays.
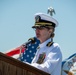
[[19, 46, 22, 59]]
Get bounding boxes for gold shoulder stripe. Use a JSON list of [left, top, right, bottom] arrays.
[[46, 42, 53, 47]]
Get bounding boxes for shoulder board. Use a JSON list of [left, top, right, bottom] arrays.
[[46, 42, 54, 47]]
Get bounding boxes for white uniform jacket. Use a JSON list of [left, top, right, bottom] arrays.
[[31, 38, 62, 75]]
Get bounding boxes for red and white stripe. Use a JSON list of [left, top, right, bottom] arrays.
[[5, 46, 25, 59]]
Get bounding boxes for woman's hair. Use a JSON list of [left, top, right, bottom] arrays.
[[45, 26, 55, 38], [50, 27, 55, 38], [50, 33, 55, 38]]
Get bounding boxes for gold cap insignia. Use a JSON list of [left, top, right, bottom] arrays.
[[35, 15, 40, 23]]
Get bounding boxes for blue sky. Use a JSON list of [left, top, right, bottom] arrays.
[[0, 0, 76, 60]]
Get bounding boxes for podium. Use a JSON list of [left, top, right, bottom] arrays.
[[0, 52, 50, 75]]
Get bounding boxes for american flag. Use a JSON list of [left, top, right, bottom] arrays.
[[18, 37, 40, 63], [5, 46, 25, 59], [6, 37, 40, 63]]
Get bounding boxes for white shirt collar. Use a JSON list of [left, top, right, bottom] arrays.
[[39, 38, 52, 48]]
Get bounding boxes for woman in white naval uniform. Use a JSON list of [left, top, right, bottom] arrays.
[[31, 13, 62, 75]]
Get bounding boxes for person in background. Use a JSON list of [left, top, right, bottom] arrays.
[[31, 13, 62, 75]]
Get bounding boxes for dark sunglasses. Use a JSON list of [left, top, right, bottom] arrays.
[[33, 26, 52, 30]]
